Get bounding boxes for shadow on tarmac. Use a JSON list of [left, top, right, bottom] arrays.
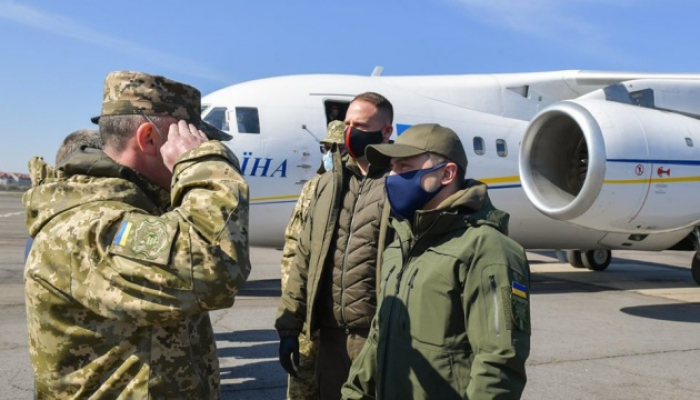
[[620, 303, 700, 323], [528, 250, 697, 294], [216, 329, 286, 393], [238, 279, 281, 297]]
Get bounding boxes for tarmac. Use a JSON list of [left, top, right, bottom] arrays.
[[1, 191, 699, 399]]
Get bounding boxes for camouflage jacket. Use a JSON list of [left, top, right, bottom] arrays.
[[23, 142, 251, 399], [280, 174, 321, 291]]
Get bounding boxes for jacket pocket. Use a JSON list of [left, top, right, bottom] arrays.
[[382, 266, 396, 299], [489, 275, 500, 336], [405, 268, 419, 307]]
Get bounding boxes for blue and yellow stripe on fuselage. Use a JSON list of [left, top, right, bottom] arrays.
[[249, 159, 700, 204]]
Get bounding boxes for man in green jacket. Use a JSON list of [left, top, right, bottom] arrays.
[[281, 119, 346, 400], [24, 71, 251, 399], [342, 123, 531, 399], [277, 92, 394, 399]]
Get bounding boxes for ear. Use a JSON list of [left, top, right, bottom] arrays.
[[135, 122, 159, 156], [441, 162, 459, 186], [382, 125, 393, 142]]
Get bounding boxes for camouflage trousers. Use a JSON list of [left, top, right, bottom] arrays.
[[287, 330, 319, 400]]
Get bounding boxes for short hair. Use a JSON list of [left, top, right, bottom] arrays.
[[429, 152, 465, 183], [351, 92, 393, 125], [98, 114, 168, 152], [55, 129, 102, 165]]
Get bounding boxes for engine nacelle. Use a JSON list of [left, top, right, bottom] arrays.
[[519, 99, 700, 233]]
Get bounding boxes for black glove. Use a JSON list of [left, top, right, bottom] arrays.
[[279, 336, 300, 377]]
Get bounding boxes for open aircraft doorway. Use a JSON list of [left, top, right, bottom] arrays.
[[325, 101, 348, 125]]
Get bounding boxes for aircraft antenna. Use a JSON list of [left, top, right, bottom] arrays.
[[301, 124, 321, 142], [371, 66, 383, 77]]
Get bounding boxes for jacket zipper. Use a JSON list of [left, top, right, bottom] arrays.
[[340, 177, 366, 332], [489, 275, 500, 336], [382, 266, 396, 299]]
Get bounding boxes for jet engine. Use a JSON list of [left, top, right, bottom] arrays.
[[519, 97, 700, 233]]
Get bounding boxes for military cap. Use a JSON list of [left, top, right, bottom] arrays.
[[366, 123, 468, 171], [321, 120, 345, 144], [91, 71, 232, 141]]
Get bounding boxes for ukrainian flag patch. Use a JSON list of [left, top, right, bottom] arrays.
[[109, 214, 179, 266], [510, 281, 530, 332], [511, 281, 528, 299], [113, 221, 133, 247]]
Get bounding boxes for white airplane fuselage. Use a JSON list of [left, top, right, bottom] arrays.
[[201, 70, 700, 252]]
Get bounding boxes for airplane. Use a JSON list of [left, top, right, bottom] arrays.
[[200, 69, 700, 285]]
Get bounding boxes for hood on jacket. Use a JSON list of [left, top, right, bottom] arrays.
[[408, 179, 510, 237], [23, 149, 168, 238]]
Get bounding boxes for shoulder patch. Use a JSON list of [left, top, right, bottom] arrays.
[[510, 281, 530, 332], [109, 214, 178, 265]]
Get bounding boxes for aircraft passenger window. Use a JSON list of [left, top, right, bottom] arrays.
[[496, 139, 508, 157], [473, 137, 485, 155], [203, 107, 229, 131], [235, 107, 260, 134], [686, 137, 694, 147]]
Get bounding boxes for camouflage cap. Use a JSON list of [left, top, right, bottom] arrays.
[[91, 71, 232, 141], [321, 120, 345, 144]]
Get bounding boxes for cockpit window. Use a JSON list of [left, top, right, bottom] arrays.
[[235, 107, 260, 134], [201, 104, 210, 114], [203, 107, 229, 131]]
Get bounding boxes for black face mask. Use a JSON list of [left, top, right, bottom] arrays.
[[345, 126, 384, 159]]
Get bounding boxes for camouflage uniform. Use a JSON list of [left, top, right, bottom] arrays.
[[23, 71, 249, 399], [281, 120, 344, 400]]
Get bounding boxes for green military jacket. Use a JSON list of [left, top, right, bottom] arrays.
[[342, 180, 531, 400], [23, 143, 251, 399]]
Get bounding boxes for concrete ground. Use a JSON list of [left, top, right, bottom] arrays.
[[1, 192, 699, 399]]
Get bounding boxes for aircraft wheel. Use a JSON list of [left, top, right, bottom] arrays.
[[692, 252, 700, 286], [566, 250, 585, 268], [581, 250, 611, 271]]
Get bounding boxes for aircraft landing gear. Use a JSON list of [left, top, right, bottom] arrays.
[[566, 250, 585, 268], [581, 249, 611, 271], [566, 250, 610, 270], [692, 252, 700, 285]]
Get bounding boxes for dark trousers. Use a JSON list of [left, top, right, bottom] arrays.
[[316, 328, 369, 400]]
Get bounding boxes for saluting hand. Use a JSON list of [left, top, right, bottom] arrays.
[[160, 120, 209, 171]]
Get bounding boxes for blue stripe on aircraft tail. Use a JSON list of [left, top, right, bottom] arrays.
[[396, 124, 412, 135]]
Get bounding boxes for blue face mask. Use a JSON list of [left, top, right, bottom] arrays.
[[323, 151, 333, 172], [385, 163, 446, 221]]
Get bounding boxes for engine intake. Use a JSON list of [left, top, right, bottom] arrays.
[[520, 99, 700, 233]]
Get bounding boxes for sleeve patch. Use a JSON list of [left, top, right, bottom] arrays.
[[502, 283, 530, 333], [511, 281, 528, 299], [109, 214, 178, 266]]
